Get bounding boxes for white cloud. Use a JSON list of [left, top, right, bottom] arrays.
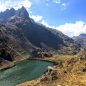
[[41, 20, 47, 25], [18, 0, 31, 9], [0, 0, 32, 12], [30, 15, 43, 22], [41, 20, 86, 37], [55, 21, 86, 37], [41, 20, 51, 27]]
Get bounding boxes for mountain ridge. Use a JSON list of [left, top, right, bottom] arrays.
[[0, 7, 80, 67], [73, 34, 86, 48]]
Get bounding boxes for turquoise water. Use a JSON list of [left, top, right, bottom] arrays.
[[0, 59, 53, 86]]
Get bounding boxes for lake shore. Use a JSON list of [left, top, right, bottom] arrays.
[[17, 54, 86, 86], [0, 59, 53, 86]]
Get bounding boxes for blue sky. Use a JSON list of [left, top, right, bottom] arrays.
[[0, 0, 86, 37], [30, 0, 86, 25]]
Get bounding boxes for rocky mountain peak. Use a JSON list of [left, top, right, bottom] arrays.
[[0, 7, 29, 23], [16, 6, 29, 19], [73, 34, 86, 48], [0, 7, 81, 63], [79, 34, 86, 37]]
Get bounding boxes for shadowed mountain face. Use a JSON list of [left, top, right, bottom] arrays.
[[0, 7, 80, 61], [80, 34, 86, 37], [0, 8, 16, 23], [73, 34, 86, 48]]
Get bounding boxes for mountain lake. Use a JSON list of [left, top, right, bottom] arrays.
[[0, 59, 53, 86]]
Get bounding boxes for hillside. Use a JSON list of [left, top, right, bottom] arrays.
[[17, 50, 86, 86], [73, 34, 86, 48], [0, 7, 80, 68]]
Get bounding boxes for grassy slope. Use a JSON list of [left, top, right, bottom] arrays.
[[17, 53, 86, 86]]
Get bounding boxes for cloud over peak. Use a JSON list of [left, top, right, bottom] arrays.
[[41, 20, 86, 37], [55, 21, 86, 37], [30, 15, 43, 22], [0, 0, 31, 12]]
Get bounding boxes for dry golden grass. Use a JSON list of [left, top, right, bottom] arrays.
[[17, 54, 86, 86]]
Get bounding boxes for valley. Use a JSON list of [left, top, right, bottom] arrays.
[[0, 6, 86, 86]]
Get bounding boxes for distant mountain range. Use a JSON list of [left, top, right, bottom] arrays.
[[73, 34, 86, 48], [0, 7, 80, 63]]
